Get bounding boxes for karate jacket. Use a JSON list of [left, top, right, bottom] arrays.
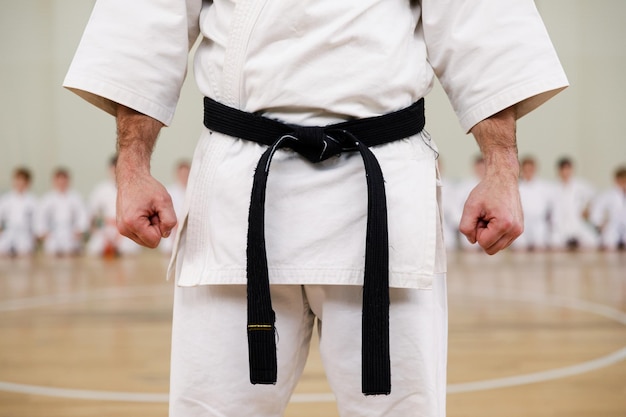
[[64, 0, 568, 289]]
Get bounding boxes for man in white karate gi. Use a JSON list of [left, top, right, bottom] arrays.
[[64, 1, 568, 415], [511, 156, 551, 251], [0, 167, 38, 257], [36, 168, 89, 256], [590, 166, 626, 250], [548, 157, 599, 250]]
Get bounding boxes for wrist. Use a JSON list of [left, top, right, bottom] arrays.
[[483, 149, 519, 179], [115, 152, 151, 185]]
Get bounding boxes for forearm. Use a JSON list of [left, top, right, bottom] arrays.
[[115, 104, 164, 179], [461, 105, 524, 254], [470, 106, 519, 179], [113, 104, 175, 247]]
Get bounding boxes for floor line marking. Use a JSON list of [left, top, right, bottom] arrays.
[[0, 382, 169, 403], [447, 346, 626, 393], [0, 285, 624, 402]]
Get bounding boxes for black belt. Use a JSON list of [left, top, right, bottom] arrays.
[[203, 97, 425, 395]]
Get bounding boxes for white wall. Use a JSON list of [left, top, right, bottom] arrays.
[[0, 0, 624, 198]]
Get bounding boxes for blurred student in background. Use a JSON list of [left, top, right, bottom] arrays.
[[512, 156, 551, 251], [548, 157, 598, 250], [36, 168, 89, 256], [590, 166, 626, 250], [0, 167, 38, 257]]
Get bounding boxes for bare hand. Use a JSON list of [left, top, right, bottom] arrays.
[[116, 170, 177, 248], [113, 104, 174, 248], [459, 173, 523, 255], [463, 105, 523, 255]]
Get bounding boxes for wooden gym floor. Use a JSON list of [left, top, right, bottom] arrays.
[[0, 250, 624, 416]]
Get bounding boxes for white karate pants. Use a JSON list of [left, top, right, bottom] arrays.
[[43, 230, 81, 255], [169, 276, 447, 417], [549, 222, 599, 250], [0, 230, 35, 256], [599, 224, 626, 250]]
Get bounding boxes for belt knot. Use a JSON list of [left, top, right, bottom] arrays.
[[288, 126, 346, 163]]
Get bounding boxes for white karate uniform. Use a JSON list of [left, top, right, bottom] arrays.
[[87, 179, 141, 256], [512, 178, 551, 250], [65, 0, 567, 415], [590, 186, 626, 249], [36, 189, 89, 255], [548, 178, 599, 249], [0, 191, 38, 256]]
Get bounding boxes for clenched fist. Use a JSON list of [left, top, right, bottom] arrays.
[[114, 104, 176, 248]]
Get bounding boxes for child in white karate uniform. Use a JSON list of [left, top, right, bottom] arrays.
[[0, 167, 38, 256], [590, 166, 626, 250], [548, 157, 599, 250], [36, 168, 89, 256], [512, 156, 552, 251]]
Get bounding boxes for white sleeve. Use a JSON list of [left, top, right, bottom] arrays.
[[422, 0, 569, 132], [63, 0, 202, 126]]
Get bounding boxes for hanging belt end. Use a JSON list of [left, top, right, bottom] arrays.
[[247, 323, 278, 385]]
